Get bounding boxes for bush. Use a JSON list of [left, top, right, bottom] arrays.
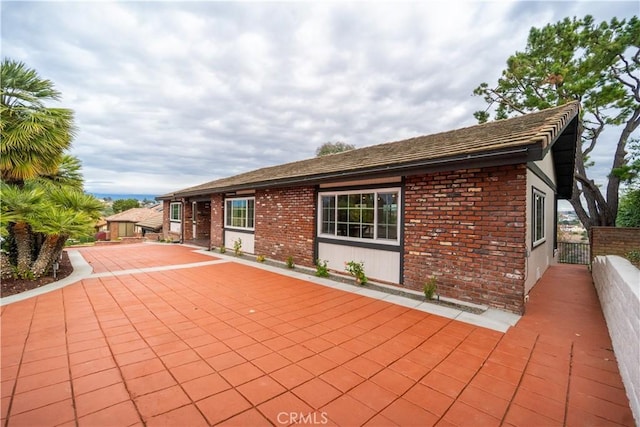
[[315, 259, 329, 277]]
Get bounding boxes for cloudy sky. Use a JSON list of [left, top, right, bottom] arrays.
[[2, 1, 637, 197]]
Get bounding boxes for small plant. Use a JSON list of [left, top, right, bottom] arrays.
[[219, 245, 226, 254], [626, 250, 640, 267], [256, 254, 266, 263], [315, 259, 329, 277], [423, 276, 437, 300], [286, 256, 295, 269], [345, 260, 368, 285], [233, 238, 243, 256]]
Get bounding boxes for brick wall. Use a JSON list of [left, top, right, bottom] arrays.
[[590, 227, 640, 259], [403, 165, 528, 313], [210, 194, 224, 249], [255, 186, 316, 267], [162, 200, 180, 241], [183, 202, 194, 240]]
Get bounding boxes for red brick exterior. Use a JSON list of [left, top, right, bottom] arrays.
[[254, 187, 316, 267], [403, 165, 528, 313], [590, 227, 640, 259], [183, 202, 194, 240], [162, 200, 181, 241], [210, 194, 224, 249]]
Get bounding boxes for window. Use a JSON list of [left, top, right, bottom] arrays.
[[532, 188, 546, 247], [170, 202, 181, 222], [225, 198, 255, 230], [319, 189, 399, 243]]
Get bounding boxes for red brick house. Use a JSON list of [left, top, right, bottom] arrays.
[[158, 102, 579, 313]]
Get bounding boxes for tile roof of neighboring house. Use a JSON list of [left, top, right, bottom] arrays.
[[136, 213, 164, 231], [105, 206, 162, 223], [160, 101, 579, 200]]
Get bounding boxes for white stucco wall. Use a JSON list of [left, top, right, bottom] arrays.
[[592, 255, 640, 426], [317, 242, 400, 283], [225, 230, 255, 254], [525, 155, 557, 294]]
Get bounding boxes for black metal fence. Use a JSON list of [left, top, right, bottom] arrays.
[[557, 241, 590, 265]]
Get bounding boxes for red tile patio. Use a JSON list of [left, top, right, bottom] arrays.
[[0, 244, 635, 426]]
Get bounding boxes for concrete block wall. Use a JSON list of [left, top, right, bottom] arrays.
[[592, 255, 640, 425]]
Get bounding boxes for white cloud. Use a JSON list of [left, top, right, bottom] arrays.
[[1, 1, 637, 197]]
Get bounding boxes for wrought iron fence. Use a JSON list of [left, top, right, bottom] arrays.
[[557, 241, 590, 265]]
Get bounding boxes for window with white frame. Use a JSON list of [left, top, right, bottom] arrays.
[[532, 188, 546, 247], [319, 188, 400, 243], [170, 202, 181, 222], [225, 197, 255, 230]]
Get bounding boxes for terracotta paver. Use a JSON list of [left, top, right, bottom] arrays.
[[0, 243, 635, 426]]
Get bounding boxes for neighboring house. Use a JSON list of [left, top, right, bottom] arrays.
[[94, 218, 108, 233], [158, 102, 579, 314], [105, 205, 164, 239]]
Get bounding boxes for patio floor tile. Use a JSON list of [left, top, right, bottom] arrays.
[[134, 385, 191, 419], [6, 399, 75, 427], [196, 389, 251, 425], [348, 380, 397, 411], [0, 245, 635, 426], [169, 359, 215, 383], [292, 377, 342, 409], [125, 370, 176, 398], [10, 381, 72, 415], [74, 382, 130, 417], [236, 375, 286, 405], [379, 397, 439, 426], [322, 394, 376, 426], [77, 400, 141, 426], [403, 383, 453, 417], [217, 408, 273, 427], [146, 404, 209, 427], [182, 373, 231, 402], [219, 361, 265, 387]]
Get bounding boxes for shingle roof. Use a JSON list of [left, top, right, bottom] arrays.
[[160, 102, 579, 199], [105, 206, 162, 223]]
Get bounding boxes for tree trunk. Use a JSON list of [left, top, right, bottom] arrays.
[[12, 222, 33, 277], [31, 234, 66, 278], [1, 251, 14, 280]]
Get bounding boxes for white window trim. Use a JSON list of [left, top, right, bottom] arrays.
[[170, 202, 182, 222], [317, 187, 401, 246], [225, 197, 256, 231], [532, 187, 546, 248]]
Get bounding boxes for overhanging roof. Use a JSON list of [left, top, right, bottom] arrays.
[[159, 102, 579, 200]]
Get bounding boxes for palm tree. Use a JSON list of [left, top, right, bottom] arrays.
[[1, 58, 76, 185], [0, 182, 44, 277], [1, 183, 101, 278]]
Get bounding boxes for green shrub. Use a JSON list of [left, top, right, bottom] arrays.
[[286, 256, 295, 269], [315, 259, 329, 277], [345, 260, 367, 285], [424, 276, 437, 300], [626, 250, 640, 267], [233, 238, 242, 256]]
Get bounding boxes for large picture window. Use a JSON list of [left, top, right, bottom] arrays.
[[170, 202, 181, 222], [319, 188, 399, 243], [225, 197, 255, 230], [532, 188, 546, 247]]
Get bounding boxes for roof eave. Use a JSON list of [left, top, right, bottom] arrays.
[[168, 145, 536, 198]]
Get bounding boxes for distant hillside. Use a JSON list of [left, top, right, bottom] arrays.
[[91, 193, 157, 201]]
